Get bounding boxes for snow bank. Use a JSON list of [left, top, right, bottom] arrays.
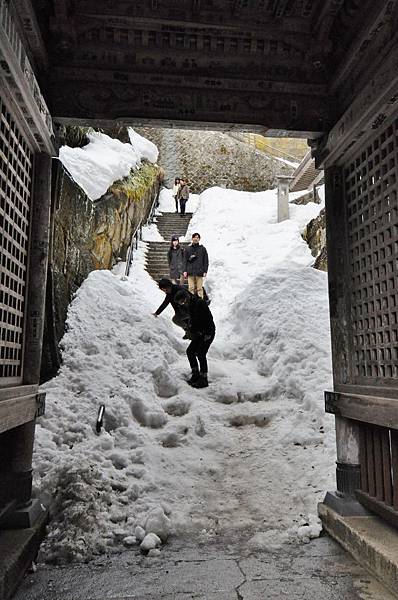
[[233, 265, 332, 442], [128, 128, 159, 164], [34, 183, 334, 563], [59, 130, 158, 201], [184, 186, 322, 314]]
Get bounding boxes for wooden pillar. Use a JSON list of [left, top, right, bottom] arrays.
[[322, 165, 365, 515], [3, 153, 52, 528], [24, 153, 52, 384]]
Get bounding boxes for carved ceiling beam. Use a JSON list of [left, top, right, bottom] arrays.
[[50, 66, 328, 96], [314, 40, 398, 168], [311, 0, 345, 42], [72, 0, 311, 34], [11, 0, 48, 68], [273, 0, 291, 19], [49, 0, 77, 47], [48, 70, 333, 135], [331, 0, 398, 92]]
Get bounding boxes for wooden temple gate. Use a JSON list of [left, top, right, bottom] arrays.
[[322, 104, 398, 526], [0, 0, 53, 532], [1, 0, 398, 595]]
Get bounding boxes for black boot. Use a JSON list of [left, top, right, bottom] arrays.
[[187, 369, 199, 384], [190, 373, 208, 388]]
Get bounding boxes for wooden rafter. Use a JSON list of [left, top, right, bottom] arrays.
[[331, 0, 398, 92]]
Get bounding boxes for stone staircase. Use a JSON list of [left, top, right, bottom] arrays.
[[145, 212, 192, 281]]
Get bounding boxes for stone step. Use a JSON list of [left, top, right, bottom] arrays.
[[145, 260, 170, 266], [156, 222, 191, 228], [319, 503, 398, 599], [145, 210, 192, 282], [157, 212, 193, 217], [157, 230, 189, 235], [157, 216, 192, 221]]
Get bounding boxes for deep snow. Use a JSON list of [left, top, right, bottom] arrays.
[[58, 128, 158, 201], [34, 185, 334, 562]]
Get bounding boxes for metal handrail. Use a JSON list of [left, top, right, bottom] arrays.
[[124, 185, 160, 277]]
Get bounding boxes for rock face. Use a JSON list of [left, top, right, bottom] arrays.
[[136, 128, 294, 192], [303, 208, 327, 272], [41, 161, 162, 380]]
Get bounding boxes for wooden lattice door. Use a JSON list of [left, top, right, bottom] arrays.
[[0, 94, 33, 388], [327, 112, 398, 526]]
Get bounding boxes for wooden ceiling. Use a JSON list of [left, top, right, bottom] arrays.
[[13, 0, 398, 135]]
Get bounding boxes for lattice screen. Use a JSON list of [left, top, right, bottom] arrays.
[[0, 95, 32, 384], [346, 116, 398, 384]]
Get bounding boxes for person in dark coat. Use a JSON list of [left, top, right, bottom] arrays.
[[153, 278, 191, 338], [168, 235, 184, 284], [174, 289, 216, 388], [183, 232, 209, 299], [178, 179, 190, 216], [172, 177, 180, 213]]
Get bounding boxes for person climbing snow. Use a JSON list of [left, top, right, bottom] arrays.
[[183, 232, 209, 299], [172, 177, 180, 213], [174, 289, 216, 388], [178, 178, 190, 216], [168, 235, 184, 284], [153, 278, 191, 338]]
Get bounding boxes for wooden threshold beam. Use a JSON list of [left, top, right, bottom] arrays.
[[325, 390, 398, 430]]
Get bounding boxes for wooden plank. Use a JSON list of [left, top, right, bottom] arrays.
[[359, 425, 369, 493], [0, 385, 38, 402], [0, 394, 37, 434], [366, 426, 376, 497], [381, 428, 393, 507], [391, 430, 398, 511], [335, 383, 398, 400], [326, 391, 398, 429], [373, 427, 384, 501]]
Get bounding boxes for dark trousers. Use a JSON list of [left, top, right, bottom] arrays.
[[172, 311, 190, 331], [174, 196, 179, 212], [179, 199, 187, 215], [187, 331, 215, 374]]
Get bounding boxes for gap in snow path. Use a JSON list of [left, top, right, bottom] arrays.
[[34, 186, 334, 564]]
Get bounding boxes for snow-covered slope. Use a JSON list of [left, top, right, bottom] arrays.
[[34, 186, 334, 563]]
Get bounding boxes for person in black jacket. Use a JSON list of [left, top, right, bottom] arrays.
[[153, 279, 191, 338], [174, 289, 216, 388], [183, 232, 209, 299]]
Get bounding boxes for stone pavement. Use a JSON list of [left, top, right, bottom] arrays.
[[14, 534, 395, 600]]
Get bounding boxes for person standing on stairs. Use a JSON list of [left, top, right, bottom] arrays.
[[178, 179, 190, 217], [153, 278, 191, 338], [183, 233, 208, 299], [174, 289, 216, 388], [172, 177, 180, 213], [168, 235, 184, 284]]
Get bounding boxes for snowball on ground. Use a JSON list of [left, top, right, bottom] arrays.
[[34, 183, 334, 563]]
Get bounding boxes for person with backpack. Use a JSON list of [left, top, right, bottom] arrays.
[[168, 235, 184, 284], [172, 177, 180, 213], [174, 289, 216, 388], [178, 179, 190, 216], [183, 232, 208, 299]]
